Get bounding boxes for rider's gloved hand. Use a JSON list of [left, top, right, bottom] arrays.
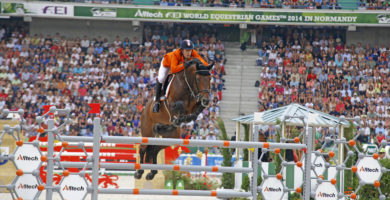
[[184, 60, 193, 68], [191, 58, 202, 66]]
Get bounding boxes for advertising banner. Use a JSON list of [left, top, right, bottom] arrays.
[[2, 2, 390, 25], [24, 3, 74, 17], [1, 2, 73, 17], [60, 175, 88, 200], [74, 6, 116, 18], [1, 2, 26, 14], [14, 144, 41, 173], [116, 7, 386, 24], [78, 6, 390, 25], [14, 174, 39, 200], [315, 182, 338, 200]]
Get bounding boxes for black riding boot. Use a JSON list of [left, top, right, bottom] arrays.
[[153, 82, 162, 113]]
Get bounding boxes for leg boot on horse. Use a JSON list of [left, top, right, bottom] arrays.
[[134, 146, 146, 179]]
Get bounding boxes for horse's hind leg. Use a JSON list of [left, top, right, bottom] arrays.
[[146, 146, 159, 180], [134, 146, 146, 179]]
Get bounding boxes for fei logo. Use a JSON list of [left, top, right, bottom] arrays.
[[43, 6, 67, 15]]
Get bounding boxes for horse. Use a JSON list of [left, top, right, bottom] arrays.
[[135, 60, 213, 180]]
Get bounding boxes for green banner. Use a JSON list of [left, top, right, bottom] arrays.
[[72, 6, 390, 25], [1, 2, 27, 14], [74, 6, 116, 17]]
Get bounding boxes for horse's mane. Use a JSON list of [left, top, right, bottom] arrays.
[[183, 63, 210, 76]]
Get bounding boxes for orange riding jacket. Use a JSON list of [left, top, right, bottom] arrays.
[[162, 48, 208, 74]]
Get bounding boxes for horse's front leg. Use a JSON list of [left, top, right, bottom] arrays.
[[146, 146, 159, 180], [134, 146, 145, 179]]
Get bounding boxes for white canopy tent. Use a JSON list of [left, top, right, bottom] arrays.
[[232, 103, 354, 195]]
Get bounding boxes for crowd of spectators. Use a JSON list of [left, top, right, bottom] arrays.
[[0, 23, 226, 147], [59, 0, 390, 10], [255, 27, 390, 148]]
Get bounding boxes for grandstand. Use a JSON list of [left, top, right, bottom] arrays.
[[0, 0, 389, 148], [0, 0, 390, 199]]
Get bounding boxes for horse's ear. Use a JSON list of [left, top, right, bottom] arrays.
[[207, 61, 215, 70]]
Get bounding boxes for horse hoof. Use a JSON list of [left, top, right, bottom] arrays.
[[134, 171, 144, 179], [146, 172, 156, 180]]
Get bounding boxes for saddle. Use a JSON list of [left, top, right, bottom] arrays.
[[161, 74, 175, 99]]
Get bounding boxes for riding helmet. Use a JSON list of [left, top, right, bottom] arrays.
[[180, 39, 194, 50]]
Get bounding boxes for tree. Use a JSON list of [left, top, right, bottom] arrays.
[[218, 118, 234, 189]]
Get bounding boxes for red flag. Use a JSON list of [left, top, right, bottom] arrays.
[[42, 105, 54, 118], [88, 103, 100, 114]]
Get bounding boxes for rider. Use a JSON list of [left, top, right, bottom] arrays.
[[153, 39, 208, 113]]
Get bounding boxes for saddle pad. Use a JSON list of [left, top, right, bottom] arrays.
[[163, 74, 175, 99]]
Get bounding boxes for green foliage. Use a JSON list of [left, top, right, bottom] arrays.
[[290, 127, 301, 138], [163, 171, 218, 190], [274, 118, 282, 173], [379, 159, 390, 197], [243, 124, 250, 161], [343, 121, 362, 193], [290, 192, 301, 200], [344, 121, 356, 140], [257, 174, 262, 187], [218, 118, 234, 189], [190, 176, 219, 190], [163, 170, 182, 189], [241, 170, 263, 192], [241, 175, 250, 191]]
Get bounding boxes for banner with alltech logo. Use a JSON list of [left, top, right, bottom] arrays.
[[73, 6, 390, 25], [60, 175, 88, 199], [15, 174, 40, 200], [1, 2, 73, 17]]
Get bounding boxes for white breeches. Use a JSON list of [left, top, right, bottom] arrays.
[[157, 58, 170, 84]]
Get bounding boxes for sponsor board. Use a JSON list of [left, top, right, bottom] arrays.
[[113, 7, 390, 25], [301, 153, 326, 176], [2, 3, 390, 25], [1, 2, 26, 14], [74, 6, 116, 17], [1, 2, 73, 17], [260, 177, 284, 200], [312, 153, 326, 176], [14, 144, 41, 172], [315, 182, 338, 200], [356, 157, 382, 184], [14, 174, 39, 200], [60, 175, 88, 200], [23, 3, 73, 17]]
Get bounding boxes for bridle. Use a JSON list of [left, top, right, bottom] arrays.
[[183, 65, 211, 108]]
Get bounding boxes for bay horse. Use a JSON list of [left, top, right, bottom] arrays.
[[136, 60, 213, 180]]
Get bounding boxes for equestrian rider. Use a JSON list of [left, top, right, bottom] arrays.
[[153, 39, 208, 113]]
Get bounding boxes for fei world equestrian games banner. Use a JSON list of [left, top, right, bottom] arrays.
[[73, 6, 390, 25], [1, 2, 390, 25]]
